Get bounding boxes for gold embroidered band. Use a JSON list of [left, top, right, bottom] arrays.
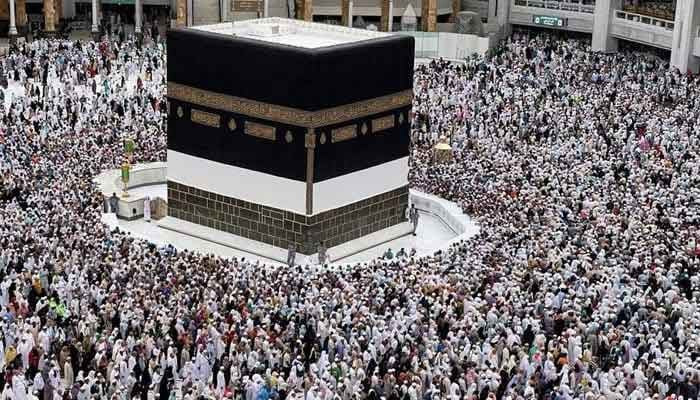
[[168, 82, 413, 129], [191, 109, 221, 128], [331, 125, 357, 143], [372, 115, 394, 133], [245, 121, 276, 141], [305, 130, 315, 215]]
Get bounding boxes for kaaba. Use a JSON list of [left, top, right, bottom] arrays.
[[166, 18, 415, 256]]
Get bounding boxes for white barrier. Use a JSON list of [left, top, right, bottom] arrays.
[[614, 9, 675, 31], [409, 189, 480, 247], [123, 163, 167, 190], [434, 32, 490, 58], [401, 31, 491, 59], [94, 162, 167, 220]]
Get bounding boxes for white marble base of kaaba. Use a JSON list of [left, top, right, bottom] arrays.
[[158, 216, 414, 264], [99, 187, 480, 265]]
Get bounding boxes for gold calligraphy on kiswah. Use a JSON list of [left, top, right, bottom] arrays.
[[191, 109, 221, 128], [245, 121, 276, 141], [331, 125, 357, 143], [168, 82, 412, 129], [371, 115, 395, 133]]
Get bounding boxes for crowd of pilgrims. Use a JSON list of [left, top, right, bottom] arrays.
[[0, 27, 699, 400]]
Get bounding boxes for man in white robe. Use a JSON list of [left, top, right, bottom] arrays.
[[143, 196, 151, 222], [12, 377, 27, 400]]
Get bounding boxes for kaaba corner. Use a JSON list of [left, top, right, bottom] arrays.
[[165, 18, 415, 256]]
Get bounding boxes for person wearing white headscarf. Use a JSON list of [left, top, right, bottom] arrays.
[[12, 376, 27, 400]]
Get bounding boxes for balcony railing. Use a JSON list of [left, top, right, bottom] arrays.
[[621, 5, 674, 22], [398, 31, 491, 59], [614, 9, 674, 30], [513, 0, 595, 13]]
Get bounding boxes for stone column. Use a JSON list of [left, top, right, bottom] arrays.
[[671, 0, 700, 73], [97, 0, 102, 27], [9, 0, 17, 41], [17, 0, 26, 31], [341, 0, 350, 26], [348, 0, 353, 26], [0, 0, 8, 22], [176, 0, 187, 27], [55, 0, 62, 21], [486, 0, 510, 36], [450, 0, 459, 22], [380, 0, 390, 31], [592, 0, 618, 52], [421, 0, 436, 31], [304, 130, 315, 216], [301, 0, 312, 21], [387, 0, 393, 31], [295, 0, 312, 20], [44, 0, 56, 33], [91, 0, 99, 40], [186, 0, 193, 25], [496, 0, 510, 34], [135, 0, 142, 35], [487, 0, 495, 22]]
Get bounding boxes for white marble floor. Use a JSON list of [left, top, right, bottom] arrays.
[[106, 209, 457, 265], [340, 211, 457, 263], [103, 203, 471, 268], [104, 215, 281, 263]]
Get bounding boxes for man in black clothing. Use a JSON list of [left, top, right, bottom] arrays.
[[109, 193, 119, 214]]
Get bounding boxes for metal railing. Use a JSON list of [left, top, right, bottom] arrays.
[[513, 0, 595, 13], [614, 9, 674, 30]]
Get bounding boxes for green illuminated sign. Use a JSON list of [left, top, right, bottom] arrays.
[[532, 15, 567, 27]]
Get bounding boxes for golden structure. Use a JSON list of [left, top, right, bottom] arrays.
[[16, 0, 25, 26], [295, 0, 312, 21], [341, 0, 349, 26], [433, 135, 453, 164], [176, 0, 186, 27], [54, 0, 62, 22], [44, 0, 55, 32], [0, 0, 61, 33], [421, 0, 437, 31], [121, 162, 131, 197], [302, 0, 313, 21], [451, 0, 460, 22], [167, 82, 413, 129], [380, 0, 391, 31], [0, 1, 8, 21]]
